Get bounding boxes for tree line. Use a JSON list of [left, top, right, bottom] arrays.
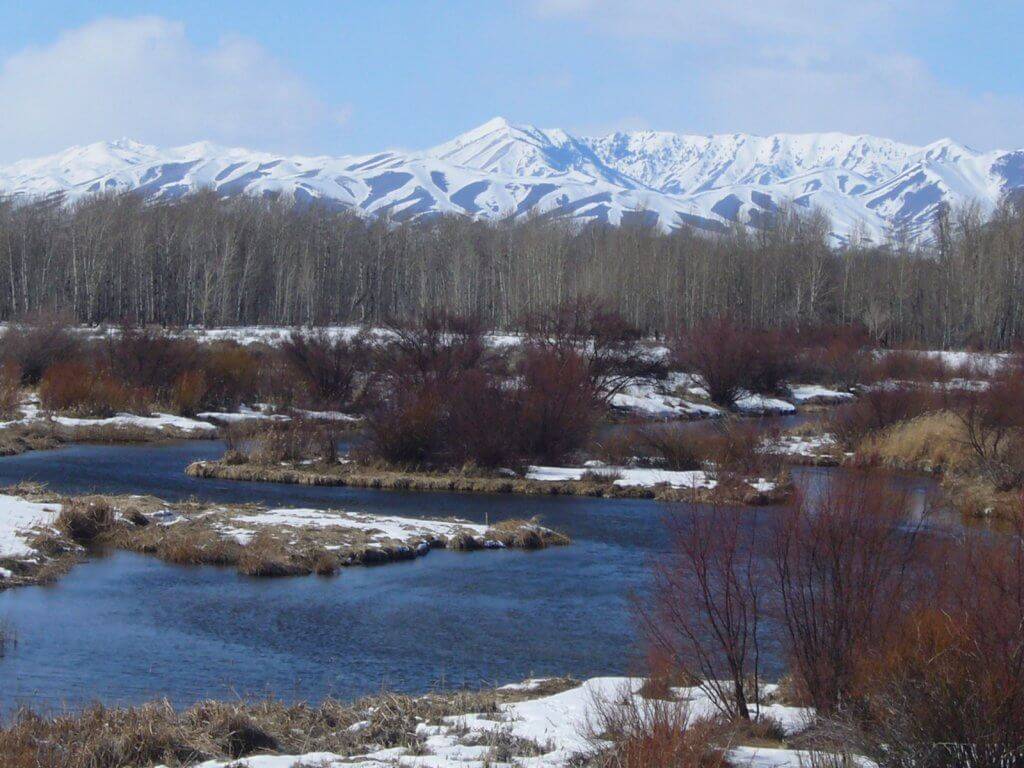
[[1, 190, 1022, 348]]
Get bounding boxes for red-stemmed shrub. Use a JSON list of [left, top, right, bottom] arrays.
[[363, 385, 444, 468], [39, 362, 148, 418], [954, 371, 1024, 489], [445, 368, 521, 469], [770, 472, 931, 714], [171, 370, 207, 417], [0, 361, 23, 419], [199, 343, 261, 411], [103, 326, 201, 400], [523, 299, 664, 402], [280, 329, 377, 411], [828, 386, 943, 448], [2, 311, 82, 384], [641, 505, 768, 720], [516, 346, 600, 465], [384, 311, 494, 388], [672, 318, 757, 406], [745, 328, 799, 395], [852, 519, 1024, 767]]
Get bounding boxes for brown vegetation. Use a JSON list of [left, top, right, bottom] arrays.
[[1, 311, 82, 384], [585, 685, 731, 768], [186, 458, 789, 505], [40, 361, 148, 418], [642, 506, 767, 720]]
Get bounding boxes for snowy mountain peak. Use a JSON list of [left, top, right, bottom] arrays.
[[1, 122, 1021, 245]]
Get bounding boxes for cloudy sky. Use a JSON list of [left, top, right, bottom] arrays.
[[2, 0, 1022, 161]]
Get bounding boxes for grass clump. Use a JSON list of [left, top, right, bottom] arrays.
[[55, 499, 116, 544]]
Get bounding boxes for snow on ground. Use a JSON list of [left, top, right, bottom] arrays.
[[527, 465, 717, 489], [0, 494, 61, 560], [166, 677, 819, 768], [766, 433, 840, 460], [611, 379, 722, 419], [788, 384, 854, 405], [883, 348, 1012, 375], [50, 412, 217, 433], [734, 393, 798, 415], [217, 508, 492, 548], [195, 404, 289, 424]]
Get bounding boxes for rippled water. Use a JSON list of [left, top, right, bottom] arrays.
[[0, 441, 941, 713]]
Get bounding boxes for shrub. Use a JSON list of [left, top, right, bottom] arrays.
[[516, 346, 600, 464], [523, 298, 664, 401], [364, 386, 445, 468], [852, 525, 1024, 767], [384, 311, 494, 388], [771, 472, 931, 714], [2, 311, 82, 384], [445, 368, 521, 469], [745, 328, 798, 395], [199, 343, 261, 411], [672, 318, 756, 406], [790, 324, 873, 388], [695, 421, 776, 477], [39, 362, 148, 418], [585, 684, 729, 768], [57, 499, 116, 544], [170, 369, 207, 417], [280, 329, 377, 410], [103, 326, 200, 399], [243, 421, 339, 465], [627, 426, 705, 470], [0, 361, 23, 419], [954, 372, 1024, 490], [871, 350, 952, 383], [828, 386, 941, 448], [641, 505, 768, 720]]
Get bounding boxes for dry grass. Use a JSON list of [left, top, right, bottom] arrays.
[[56, 498, 116, 544], [0, 424, 64, 456], [856, 410, 971, 474], [583, 684, 732, 768], [1, 486, 572, 587], [0, 679, 576, 768], [187, 459, 792, 506], [487, 517, 572, 548], [851, 410, 1024, 518]]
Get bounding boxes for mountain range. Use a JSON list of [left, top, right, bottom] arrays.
[[2, 117, 1022, 244]]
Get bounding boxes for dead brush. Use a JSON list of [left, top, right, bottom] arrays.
[[236, 532, 310, 577], [244, 420, 339, 465], [56, 498, 117, 544], [146, 526, 242, 567], [0, 360, 23, 419], [0, 696, 384, 768], [584, 684, 732, 768], [488, 518, 571, 549]]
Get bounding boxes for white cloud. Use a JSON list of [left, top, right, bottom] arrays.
[[532, 0, 1024, 149], [0, 17, 348, 161]]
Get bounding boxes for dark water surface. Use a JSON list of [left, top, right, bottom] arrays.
[[0, 441, 940, 714]]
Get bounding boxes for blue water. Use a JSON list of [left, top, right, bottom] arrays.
[[0, 442, 940, 714]]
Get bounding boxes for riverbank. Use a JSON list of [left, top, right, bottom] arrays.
[[185, 458, 793, 505], [0, 486, 569, 589], [0, 675, 817, 768]]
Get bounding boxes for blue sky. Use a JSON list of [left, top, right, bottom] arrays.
[[1, 1, 1022, 161]]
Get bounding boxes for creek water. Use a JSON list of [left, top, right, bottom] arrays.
[[0, 440, 940, 714]]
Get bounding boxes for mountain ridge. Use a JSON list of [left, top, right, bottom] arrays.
[[2, 118, 1021, 244]]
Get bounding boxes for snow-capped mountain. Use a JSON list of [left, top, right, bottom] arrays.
[[2, 117, 1022, 244]]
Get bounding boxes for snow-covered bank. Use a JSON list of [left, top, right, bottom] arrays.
[[140, 676, 818, 768], [0, 487, 568, 585], [0, 492, 76, 586]]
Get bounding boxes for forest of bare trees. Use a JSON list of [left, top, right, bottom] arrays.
[[1, 190, 1022, 348]]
